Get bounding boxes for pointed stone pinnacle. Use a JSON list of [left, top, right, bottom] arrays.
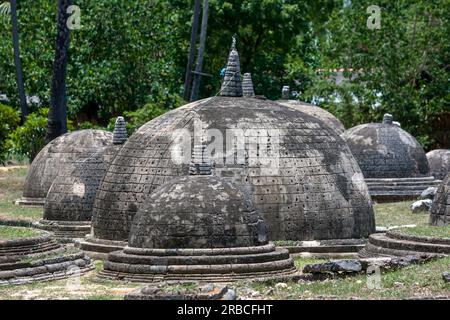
[[220, 37, 243, 97], [242, 73, 255, 97], [383, 113, 393, 125], [113, 116, 127, 145], [189, 144, 212, 175], [281, 86, 290, 100]]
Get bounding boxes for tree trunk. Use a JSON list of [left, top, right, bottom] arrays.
[[10, 0, 27, 121], [183, 0, 201, 101], [190, 0, 209, 102], [45, 0, 71, 144]]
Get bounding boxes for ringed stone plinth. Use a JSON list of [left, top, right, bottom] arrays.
[[427, 149, 450, 180], [90, 97, 375, 244], [0, 227, 93, 285], [429, 174, 450, 226], [358, 229, 450, 258], [100, 175, 297, 282], [278, 100, 345, 135], [35, 145, 121, 241], [342, 114, 440, 201], [16, 130, 113, 207]]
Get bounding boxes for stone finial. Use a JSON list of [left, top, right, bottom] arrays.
[[382, 113, 393, 125], [242, 73, 255, 97], [220, 37, 243, 97], [113, 116, 127, 145], [281, 86, 290, 100], [189, 144, 212, 175]]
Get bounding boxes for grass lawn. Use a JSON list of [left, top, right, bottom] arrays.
[[239, 256, 450, 300], [398, 225, 450, 239], [373, 201, 428, 227], [0, 225, 43, 240], [0, 167, 43, 222]]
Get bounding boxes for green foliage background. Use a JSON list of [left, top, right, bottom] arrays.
[[0, 0, 448, 161]]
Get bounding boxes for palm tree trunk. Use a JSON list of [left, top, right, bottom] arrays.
[[190, 0, 209, 102], [10, 0, 27, 121], [183, 0, 201, 101], [45, 0, 71, 144]]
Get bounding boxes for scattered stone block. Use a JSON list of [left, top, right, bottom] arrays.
[[443, 272, 450, 283], [303, 259, 362, 274], [411, 199, 433, 213], [420, 187, 437, 200]]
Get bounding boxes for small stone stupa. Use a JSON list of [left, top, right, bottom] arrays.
[[342, 114, 440, 201], [100, 144, 296, 282], [16, 130, 113, 206], [426, 149, 450, 180], [278, 86, 346, 135], [35, 118, 126, 240]]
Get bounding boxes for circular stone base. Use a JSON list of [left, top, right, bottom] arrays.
[[358, 230, 450, 258], [14, 197, 45, 207], [278, 238, 366, 258], [33, 220, 91, 241], [75, 236, 127, 260], [0, 230, 94, 285], [365, 177, 441, 201], [125, 283, 235, 300], [99, 244, 297, 282]]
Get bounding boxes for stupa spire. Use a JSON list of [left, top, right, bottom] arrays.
[[242, 73, 255, 97], [113, 116, 127, 145], [189, 144, 212, 175], [382, 113, 393, 125], [220, 36, 243, 97], [281, 86, 290, 100]]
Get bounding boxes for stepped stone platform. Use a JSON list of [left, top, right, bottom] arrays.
[[358, 230, 450, 258], [0, 230, 93, 285], [33, 220, 91, 242], [365, 177, 441, 201], [75, 236, 127, 260], [99, 244, 297, 282]]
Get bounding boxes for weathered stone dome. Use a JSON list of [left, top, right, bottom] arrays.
[[22, 130, 113, 203], [342, 115, 430, 179], [429, 174, 450, 226], [44, 146, 119, 222], [92, 96, 375, 242], [278, 100, 346, 134], [426, 149, 450, 180], [129, 176, 267, 249]]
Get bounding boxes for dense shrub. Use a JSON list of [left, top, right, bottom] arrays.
[[8, 108, 48, 161], [0, 104, 20, 164]]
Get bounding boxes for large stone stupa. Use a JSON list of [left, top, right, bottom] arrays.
[[78, 39, 375, 259]]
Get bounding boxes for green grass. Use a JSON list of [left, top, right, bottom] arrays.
[[0, 167, 43, 222], [374, 201, 428, 227], [0, 225, 42, 240], [398, 225, 450, 239], [238, 256, 450, 300]]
